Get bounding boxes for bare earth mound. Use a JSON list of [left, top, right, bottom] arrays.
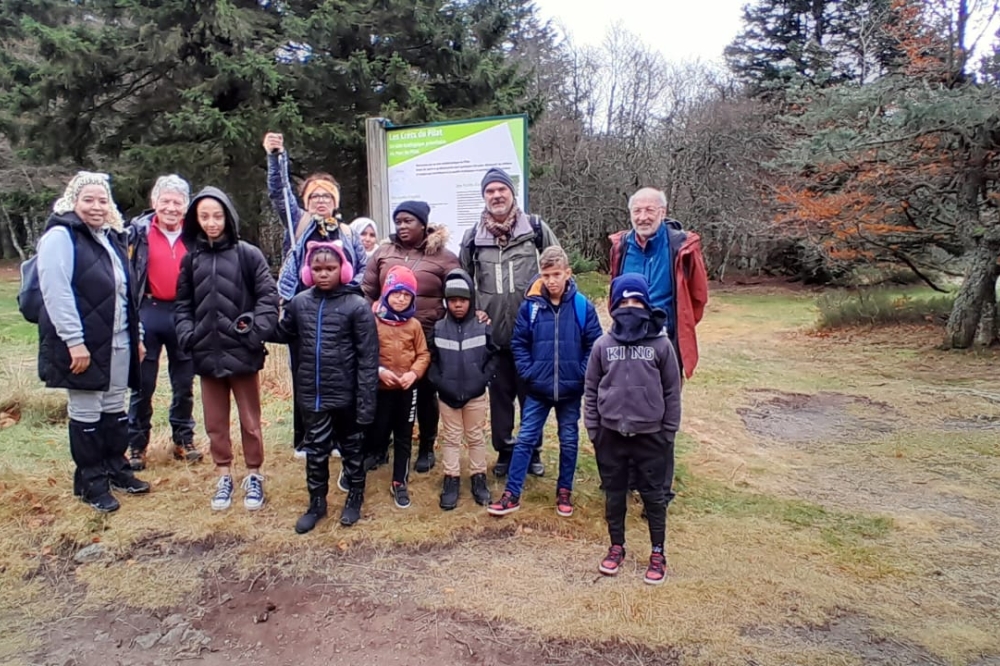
[[737, 389, 898, 445]]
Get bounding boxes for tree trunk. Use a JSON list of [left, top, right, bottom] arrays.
[[974, 272, 998, 346], [945, 241, 1000, 348]]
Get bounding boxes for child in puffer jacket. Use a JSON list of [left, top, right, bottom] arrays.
[[271, 241, 379, 530], [364, 265, 430, 509]]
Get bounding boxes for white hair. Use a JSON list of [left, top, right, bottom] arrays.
[[628, 188, 667, 211], [150, 174, 190, 207]]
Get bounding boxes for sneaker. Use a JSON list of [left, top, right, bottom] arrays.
[[112, 475, 151, 495], [492, 451, 511, 478], [128, 448, 147, 471], [391, 481, 411, 509], [470, 473, 491, 506], [293, 448, 307, 460], [555, 488, 573, 517], [599, 545, 626, 576], [440, 475, 460, 511], [242, 473, 265, 511], [487, 491, 520, 516], [84, 492, 121, 513], [331, 446, 342, 459], [340, 489, 364, 526], [295, 496, 327, 534], [644, 551, 668, 585], [528, 450, 545, 477], [337, 469, 349, 493], [415, 450, 435, 473], [173, 441, 203, 462], [211, 475, 234, 511]]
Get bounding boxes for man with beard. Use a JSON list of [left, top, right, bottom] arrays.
[[459, 168, 559, 478]]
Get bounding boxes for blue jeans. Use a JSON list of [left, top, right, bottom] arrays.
[[505, 395, 580, 498]]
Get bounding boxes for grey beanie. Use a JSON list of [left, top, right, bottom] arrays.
[[444, 277, 472, 300], [481, 168, 515, 197]]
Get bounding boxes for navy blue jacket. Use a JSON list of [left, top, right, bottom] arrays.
[[511, 276, 603, 402]]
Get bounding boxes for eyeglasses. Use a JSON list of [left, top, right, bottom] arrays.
[[630, 207, 664, 216], [308, 193, 335, 203]]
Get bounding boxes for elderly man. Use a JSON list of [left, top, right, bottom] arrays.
[[460, 167, 559, 477], [126, 175, 202, 470], [609, 187, 709, 379]]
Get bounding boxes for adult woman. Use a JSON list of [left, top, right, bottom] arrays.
[[350, 217, 379, 259], [263, 131, 367, 453], [37, 172, 149, 513], [362, 201, 460, 473]]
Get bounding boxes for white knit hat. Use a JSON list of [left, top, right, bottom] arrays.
[[52, 171, 124, 232]]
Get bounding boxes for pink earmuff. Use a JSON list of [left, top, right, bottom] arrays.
[[300, 240, 354, 286]]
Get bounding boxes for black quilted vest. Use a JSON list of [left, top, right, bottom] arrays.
[[38, 212, 141, 391]]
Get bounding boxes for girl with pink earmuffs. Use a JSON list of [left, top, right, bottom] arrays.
[[270, 241, 379, 531]]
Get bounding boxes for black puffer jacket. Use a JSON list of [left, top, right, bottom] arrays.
[[271, 283, 379, 424], [174, 187, 279, 378], [428, 269, 499, 409]]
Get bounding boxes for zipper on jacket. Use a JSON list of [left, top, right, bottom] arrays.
[[553, 304, 560, 402], [211, 253, 220, 374], [314, 297, 326, 411]]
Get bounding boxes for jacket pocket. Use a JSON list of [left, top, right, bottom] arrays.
[[597, 385, 654, 422]]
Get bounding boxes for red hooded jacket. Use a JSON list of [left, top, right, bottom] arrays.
[[609, 222, 709, 379]]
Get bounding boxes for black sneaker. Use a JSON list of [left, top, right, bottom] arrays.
[[127, 448, 146, 471], [493, 451, 512, 478], [528, 450, 545, 477], [415, 450, 435, 473], [295, 496, 327, 534], [173, 441, 203, 463], [470, 473, 491, 506], [391, 481, 411, 509], [337, 469, 349, 493], [340, 489, 363, 526], [440, 476, 460, 511], [85, 492, 120, 513], [111, 475, 151, 495]]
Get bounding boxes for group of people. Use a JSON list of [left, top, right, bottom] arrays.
[[31, 132, 708, 584]]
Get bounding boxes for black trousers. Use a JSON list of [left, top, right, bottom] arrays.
[[489, 348, 540, 454], [595, 428, 674, 548], [128, 299, 195, 451], [415, 374, 437, 451], [367, 389, 416, 484], [302, 408, 365, 495]]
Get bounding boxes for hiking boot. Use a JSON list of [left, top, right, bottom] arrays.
[[128, 448, 147, 471], [492, 450, 512, 478], [599, 545, 626, 576], [211, 475, 234, 511], [173, 441, 203, 463], [528, 450, 545, 477], [242, 473, 265, 511], [440, 475, 460, 511], [391, 481, 411, 509], [112, 475, 151, 495], [415, 450, 435, 473], [644, 551, 668, 585], [340, 489, 364, 526], [337, 468, 349, 493], [487, 491, 520, 516], [470, 473, 491, 506], [295, 495, 328, 534], [84, 491, 120, 513], [555, 488, 573, 517]]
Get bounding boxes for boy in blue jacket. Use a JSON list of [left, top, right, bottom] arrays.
[[584, 274, 681, 585], [487, 246, 603, 517]]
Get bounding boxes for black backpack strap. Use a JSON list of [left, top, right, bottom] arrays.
[[528, 214, 543, 250]]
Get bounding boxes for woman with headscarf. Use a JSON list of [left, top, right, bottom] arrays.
[[361, 201, 460, 473], [350, 217, 379, 259], [36, 172, 149, 513]]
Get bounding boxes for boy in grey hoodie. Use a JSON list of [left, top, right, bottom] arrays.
[[584, 273, 681, 585]]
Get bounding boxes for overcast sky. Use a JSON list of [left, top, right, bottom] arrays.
[[532, 0, 747, 64]]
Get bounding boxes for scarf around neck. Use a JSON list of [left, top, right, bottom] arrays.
[[373, 294, 416, 326], [480, 205, 522, 247]]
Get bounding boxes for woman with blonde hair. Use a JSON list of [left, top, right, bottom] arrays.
[[36, 172, 149, 513]]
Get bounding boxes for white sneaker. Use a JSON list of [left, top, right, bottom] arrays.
[[293, 449, 307, 460], [211, 475, 234, 511], [331, 447, 342, 459], [242, 473, 265, 511]]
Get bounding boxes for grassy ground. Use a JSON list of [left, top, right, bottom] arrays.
[[0, 271, 998, 665]]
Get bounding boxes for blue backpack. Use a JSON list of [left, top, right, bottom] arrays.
[[528, 291, 588, 332]]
